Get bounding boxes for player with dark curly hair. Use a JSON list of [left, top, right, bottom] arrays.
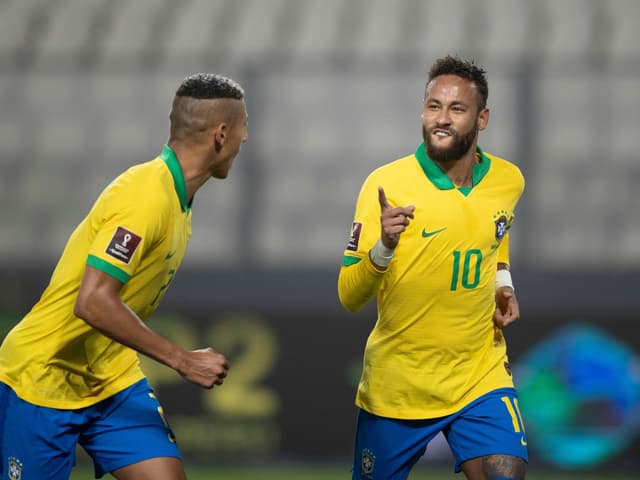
[[339, 56, 528, 480], [0, 73, 248, 480]]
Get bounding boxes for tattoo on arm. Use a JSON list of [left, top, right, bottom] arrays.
[[483, 454, 527, 479]]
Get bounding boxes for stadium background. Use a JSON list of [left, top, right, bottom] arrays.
[[0, 0, 639, 478]]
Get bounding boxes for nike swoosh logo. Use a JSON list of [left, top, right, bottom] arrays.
[[421, 227, 447, 238], [520, 436, 528, 446], [165, 251, 176, 260]]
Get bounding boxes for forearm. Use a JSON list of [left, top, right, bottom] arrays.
[[75, 294, 185, 372], [338, 255, 386, 312]]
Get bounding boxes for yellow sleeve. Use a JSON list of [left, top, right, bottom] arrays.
[[337, 171, 388, 312], [497, 159, 524, 267], [86, 174, 165, 282], [497, 230, 510, 266], [338, 255, 386, 312]]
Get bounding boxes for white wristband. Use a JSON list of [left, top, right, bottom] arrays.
[[369, 240, 394, 268], [495, 269, 514, 291]]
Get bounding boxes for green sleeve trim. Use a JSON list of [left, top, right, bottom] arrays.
[[86, 255, 130, 283], [342, 255, 362, 266]]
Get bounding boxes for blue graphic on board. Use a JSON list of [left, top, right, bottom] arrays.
[[514, 323, 640, 469]]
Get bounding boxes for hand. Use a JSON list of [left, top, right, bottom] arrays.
[[177, 347, 230, 389], [378, 186, 415, 249], [493, 287, 520, 328]]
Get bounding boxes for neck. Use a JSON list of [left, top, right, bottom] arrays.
[[168, 140, 211, 202], [434, 150, 479, 188]]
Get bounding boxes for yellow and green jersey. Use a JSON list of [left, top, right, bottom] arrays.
[[338, 143, 524, 419], [0, 145, 192, 409]]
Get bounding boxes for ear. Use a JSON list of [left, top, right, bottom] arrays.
[[477, 107, 490, 131], [213, 123, 228, 147]]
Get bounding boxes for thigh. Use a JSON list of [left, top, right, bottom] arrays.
[[460, 454, 527, 480], [0, 382, 80, 480], [445, 388, 528, 474], [80, 379, 183, 479], [351, 408, 443, 480], [112, 457, 186, 480]]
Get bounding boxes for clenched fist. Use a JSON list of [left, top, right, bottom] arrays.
[[176, 347, 230, 389]]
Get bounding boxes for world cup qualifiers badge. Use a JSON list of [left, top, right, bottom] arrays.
[[361, 448, 375, 478], [105, 226, 142, 264], [8, 456, 23, 480], [347, 222, 363, 251]]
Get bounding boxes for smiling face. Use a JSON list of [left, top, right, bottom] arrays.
[[422, 74, 489, 164]]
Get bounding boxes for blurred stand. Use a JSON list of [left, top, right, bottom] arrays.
[[0, 0, 639, 474]]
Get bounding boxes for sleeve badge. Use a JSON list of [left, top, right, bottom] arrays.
[[105, 226, 142, 264]]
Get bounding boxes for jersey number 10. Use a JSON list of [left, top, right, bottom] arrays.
[[450, 249, 483, 291]]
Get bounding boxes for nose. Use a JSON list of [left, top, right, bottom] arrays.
[[435, 108, 451, 126]]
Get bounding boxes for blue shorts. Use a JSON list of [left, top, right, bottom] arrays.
[[0, 378, 181, 479], [352, 388, 528, 479]]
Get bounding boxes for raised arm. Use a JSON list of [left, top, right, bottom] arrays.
[[338, 186, 415, 312]]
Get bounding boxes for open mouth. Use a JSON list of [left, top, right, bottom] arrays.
[[432, 129, 451, 137]]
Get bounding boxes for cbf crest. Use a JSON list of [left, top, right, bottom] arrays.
[[361, 448, 375, 478], [8, 456, 23, 480], [493, 210, 513, 241]]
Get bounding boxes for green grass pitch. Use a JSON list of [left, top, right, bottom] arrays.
[[68, 462, 637, 480]]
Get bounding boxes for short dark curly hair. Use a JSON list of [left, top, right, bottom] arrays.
[[427, 55, 488, 110], [175, 73, 245, 100], [169, 73, 245, 141]]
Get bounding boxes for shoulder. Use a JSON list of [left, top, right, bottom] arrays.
[[485, 152, 525, 190], [90, 160, 174, 236], [110, 158, 166, 187], [365, 152, 417, 184], [355, 153, 417, 203], [103, 159, 171, 207]]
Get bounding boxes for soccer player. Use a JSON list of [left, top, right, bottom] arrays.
[[338, 56, 528, 480], [0, 73, 248, 480]]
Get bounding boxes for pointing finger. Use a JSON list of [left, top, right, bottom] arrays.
[[378, 186, 390, 210]]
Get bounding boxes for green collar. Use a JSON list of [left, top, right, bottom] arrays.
[[414, 143, 491, 193], [160, 144, 191, 211]]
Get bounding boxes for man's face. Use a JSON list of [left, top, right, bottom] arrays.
[[421, 74, 488, 163]]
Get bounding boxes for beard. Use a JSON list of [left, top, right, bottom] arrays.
[[423, 124, 478, 164]]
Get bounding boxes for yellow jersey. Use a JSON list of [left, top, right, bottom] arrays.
[[338, 143, 524, 419], [0, 145, 192, 409]]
